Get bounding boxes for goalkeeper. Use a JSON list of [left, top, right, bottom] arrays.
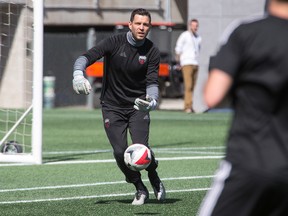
[[72, 8, 165, 205]]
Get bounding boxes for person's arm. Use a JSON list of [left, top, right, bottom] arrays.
[[174, 32, 185, 65], [72, 36, 114, 95], [72, 56, 91, 95], [204, 69, 232, 108], [175, 54, 180, 63]]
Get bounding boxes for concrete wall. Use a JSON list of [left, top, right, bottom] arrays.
[[0, 7, 33, 109], [189, 0, 266, 112], [44, 0, 186, 25]]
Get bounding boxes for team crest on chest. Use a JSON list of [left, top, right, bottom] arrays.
[[138, 56, 147, 65]]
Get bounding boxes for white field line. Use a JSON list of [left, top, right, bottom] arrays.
[[0, 155, 223, 167], [0, 175, 214, 193], [43, 149, 224, 156], [0, 188, 211, 204], [43, 150, 224, 155], [44, 156, 223, 165], [155, 147, 225, 151], [0, 147, 224, 167], [42, 146, 225, 155], [155, 151, 223, 155]]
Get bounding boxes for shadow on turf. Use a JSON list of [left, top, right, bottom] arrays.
[[44, 141, 195, 163], [133, 214, 160, 215], [44, 151, 111, 163], [94, 198, 180, 205], [152, 140, 196, 148]]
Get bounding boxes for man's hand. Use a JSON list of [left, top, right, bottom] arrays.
[[72, 75, 92, 95], [134, 95, 157, 112]]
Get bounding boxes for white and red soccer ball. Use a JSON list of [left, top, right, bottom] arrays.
[[124, 144, 151, 171]]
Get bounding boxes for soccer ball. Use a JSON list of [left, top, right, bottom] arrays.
[[124, 144, 151, 171], [0, 140, 23, 154]]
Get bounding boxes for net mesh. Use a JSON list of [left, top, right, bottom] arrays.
[[0, 0, 34, 154]]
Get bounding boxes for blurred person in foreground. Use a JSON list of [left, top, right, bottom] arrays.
[[175, 19, 202, 113], [198, 0, 288, 215], [72, 8, 165, 205]]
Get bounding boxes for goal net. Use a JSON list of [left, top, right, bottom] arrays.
[[0, 0, 43, 164]]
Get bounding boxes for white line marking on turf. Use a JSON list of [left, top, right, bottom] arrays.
[[155, 147, 225, 150], [0, 180, 125, 193], [41, 146, 224, 155], [0, 188, 211, 204], [0, 175, 214, 193], [158, 156, 223, 161], [156, 150, 223, 155], [0, 155, 223, 167], [45, 156, 223, 165]]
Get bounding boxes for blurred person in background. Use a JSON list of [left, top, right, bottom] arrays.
[[175, 19, 202, 113], [72, 8, 165, 205], [198, 0, 288, 215]]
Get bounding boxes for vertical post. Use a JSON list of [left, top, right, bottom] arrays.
[[165, 0, 172, 65], [165, 0, 171, 23], [264, 0, 269, 13], [32, 0, 43, 164], [86, 28, 96, 109]]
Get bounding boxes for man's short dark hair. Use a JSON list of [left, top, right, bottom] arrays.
[[130, 8, 151, 23], [190, 19, 199, 23]]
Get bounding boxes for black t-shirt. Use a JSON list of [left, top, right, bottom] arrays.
[[83, 32, 160, 107], [210, 15, 288, 171]]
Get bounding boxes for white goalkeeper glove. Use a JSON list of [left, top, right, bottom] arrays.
[[72, 71, 91, 95], [134, 95, 157, 112]]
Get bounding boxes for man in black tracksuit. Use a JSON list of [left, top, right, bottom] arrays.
[[198, 0, 288, 215], [72, 8, 165, 205]]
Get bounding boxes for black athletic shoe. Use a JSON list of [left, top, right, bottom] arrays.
[[132, 187, 149, 205]]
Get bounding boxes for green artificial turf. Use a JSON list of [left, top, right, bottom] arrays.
[[0, 108, 231, 216]]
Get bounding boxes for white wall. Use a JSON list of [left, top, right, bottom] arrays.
[[188, 0, 266, 112]]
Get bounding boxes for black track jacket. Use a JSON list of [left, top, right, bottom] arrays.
[[83, 32, 160, 108]]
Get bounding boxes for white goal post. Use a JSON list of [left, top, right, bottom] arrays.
[[0, 0, 43, 164]]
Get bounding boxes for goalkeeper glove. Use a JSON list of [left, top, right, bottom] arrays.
[[134, 95, 157, 112], [72, 70, 91, 95]]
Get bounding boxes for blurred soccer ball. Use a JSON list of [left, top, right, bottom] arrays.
[[0, 140, 23, 154], [124, 144, 151, 171]]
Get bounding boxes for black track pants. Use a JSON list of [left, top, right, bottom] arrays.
[[101, 103, 158, 184]]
